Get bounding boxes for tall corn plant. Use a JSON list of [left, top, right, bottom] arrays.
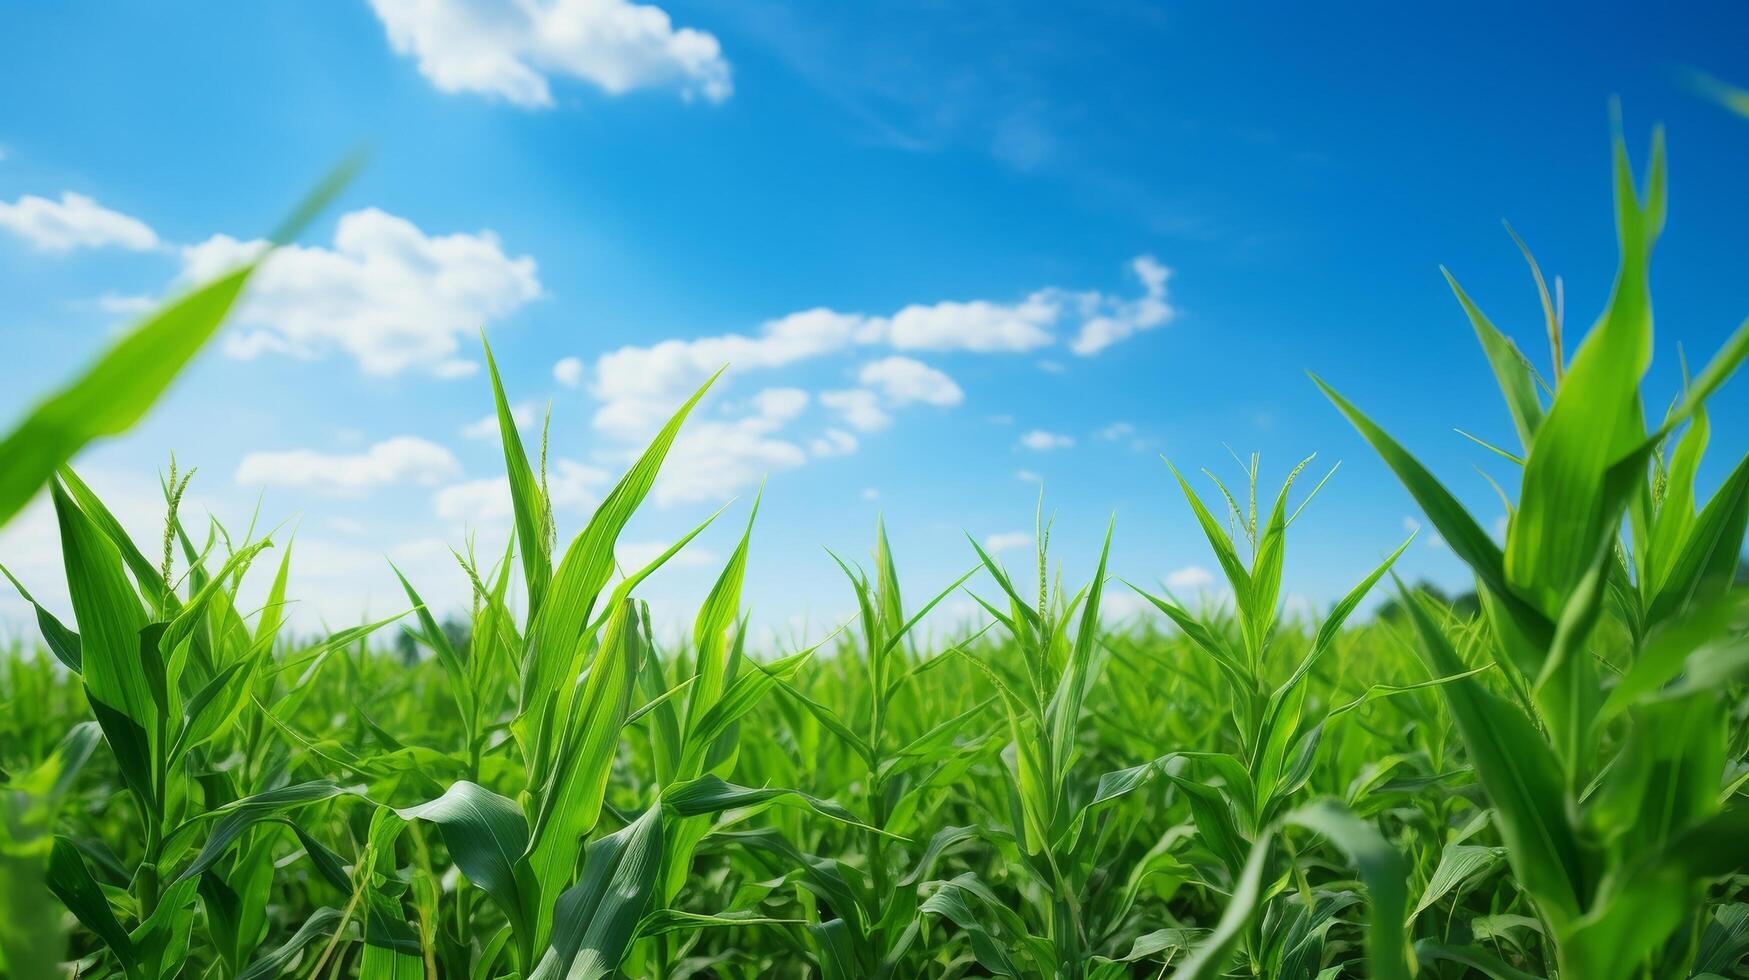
[[715, 521, 985, 978], [9, 469, 397, 980], [368, 341, 723, 978], [1128, 460, 1427, 980], [920, 503, 1182, 979], [1318, 122, 1749, 978], [0, 165, 358, 980], [382, 346, 867, 978]]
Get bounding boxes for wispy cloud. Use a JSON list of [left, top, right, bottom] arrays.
[[0, 191, 159, 252], [236, 437, 460, 496]]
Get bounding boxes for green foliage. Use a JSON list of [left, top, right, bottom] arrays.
[[3, 120, 1749, 980]]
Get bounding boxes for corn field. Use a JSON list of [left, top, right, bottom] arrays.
[[2, 124, 1749, 980]]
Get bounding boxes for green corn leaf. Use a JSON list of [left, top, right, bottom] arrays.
[[1411, 844, 1507, 922], [1167, 829, 1275, 980], [396, 781, 533, 948], [482, 338, 552, 620], [1044, 519, 1112, 783], [521, 369, 721, 720], [0, 562, 82, 671], [663, 774, 899, 838], [1284, 800, 1410, 980], [1444, 268, 1545, 449], [1312, 375, 1552, 649], [527, 803, 664, 980], [236, 907, 346, 980], [1397, 581, 1585, 927], [52, 480, 153, 729], [1412, 940, 1545, 980], [391, 563, 474, 724], [523, 598, 642, 946], [169, 781, 357, 882], [46, 836, 136, 968], [685, 493, 759, 735], [1507, 130, 1662, 614]]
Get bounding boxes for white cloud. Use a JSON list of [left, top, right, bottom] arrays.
[[0, 191, 159, 252], [1404, 516, 1447, 550], [461, 401, 537, 439], [618, 540, 718, 571], [236, 437, 460, 496], [1167, 565, 1214, 591], [1069, 255, 1174, 356], [369, 0, 732, 107], [654, 387, 809, 505], [809, 428, 858, 457], [553, 355, 584, 387], [590, 308, 864, 440], [984, 531, 1031, 554], [861, 487, 879, 501], [877, 293, 1058, 353], [1019, 429, 1074, 452], [584, 257, 1165, 442], [819, 389, 890, 432], [1097, 421, 1135, 441], [1015, 469, 1041, 483], [433, 458, 610, 522], [857, 356, 963, 406], [577, 258, 1166, 505], [184, 208, 541, 377], [94, 293, 157, 316]]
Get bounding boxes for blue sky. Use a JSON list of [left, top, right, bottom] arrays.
[[2, 1, 1747, 640]]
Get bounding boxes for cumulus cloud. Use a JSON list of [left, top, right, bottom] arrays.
[[235, 437, 460, 495], [1018, 429, 1074, 451], [617, 540, 718, 571], [984, 531, 1032, 554], [369, 0, 732, 106], [1069, 255, 1174, 356], [182, 208, 540, 377], [654, 388, 809, 505], [576, 257, 1167, 506], [1166, 565, 1215, 591], [584, 257, 1165, 442], [0, 191, 159, 252], [433, 458, 610, 522], [1097, 421, 1135, 441], [461, 401, 537, 439], [877, 294, 1058, 353], [95, 293, 157, 316], [553, 355, 584, 387], [819, 389, 890, 432], [590, 308, 863, 440], [809, 428, 859, 457], [857, 356, 963, 406]]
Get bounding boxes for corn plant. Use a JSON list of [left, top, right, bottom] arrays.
[[1319, 122, 1749, 978], [3, 115, 1748, 980]]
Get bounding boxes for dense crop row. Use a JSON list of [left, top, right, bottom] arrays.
[[2, 130, 1748, 979]]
